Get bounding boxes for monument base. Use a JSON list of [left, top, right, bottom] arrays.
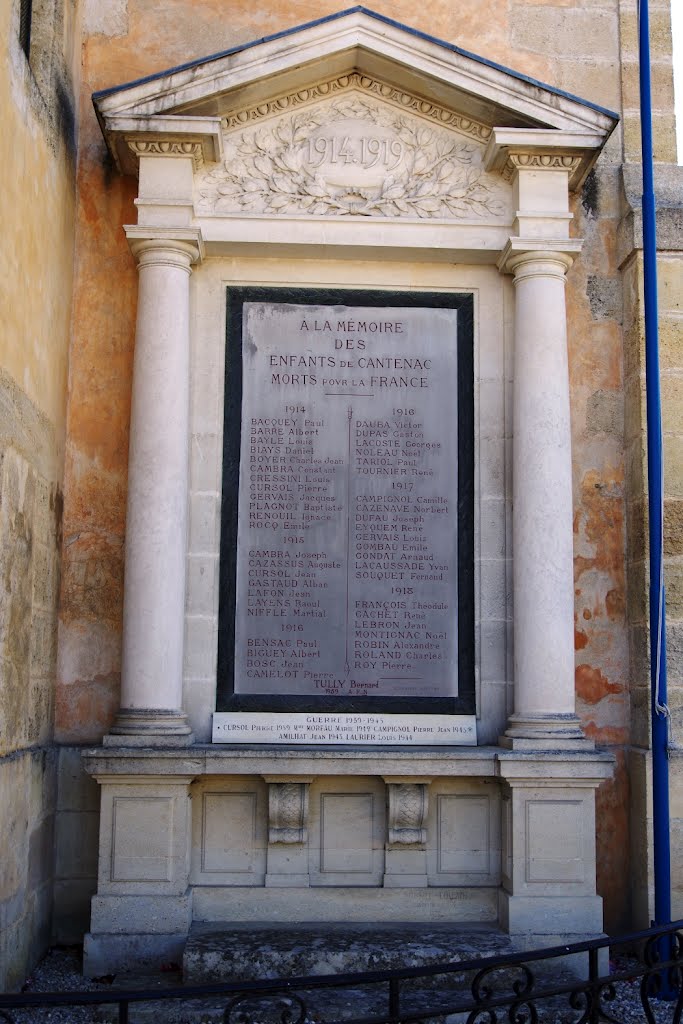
[[81, 744, 613, 976]]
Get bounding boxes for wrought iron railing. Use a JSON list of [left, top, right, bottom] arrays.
[[1, 919, 682, 1024]]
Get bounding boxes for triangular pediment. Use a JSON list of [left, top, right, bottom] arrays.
[[194, 76, 512, 221], [95, 7, 617, 185]]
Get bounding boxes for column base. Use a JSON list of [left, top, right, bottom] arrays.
[[104, 708, 194, 747], [501, 894, 608, 980], [499, 712, 594, 751]]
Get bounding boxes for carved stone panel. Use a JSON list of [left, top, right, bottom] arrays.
[[196, 78, 508, 221], [386, 783, 429, 846], [268, 782, 309, 844]]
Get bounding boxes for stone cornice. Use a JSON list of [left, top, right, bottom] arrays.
[[484, 128, 605, 191], [103, 115, 223, 176], [222, 71, 491, 145], [92, 11, 618, 185], [92, 10, 619, 139]]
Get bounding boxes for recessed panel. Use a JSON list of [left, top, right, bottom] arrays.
[[111, 797, 172, 882], [201, 792, 258, 873], [320, 793, 374, 874], [437, 794, 490, 875], [526, 800, 584, 883]]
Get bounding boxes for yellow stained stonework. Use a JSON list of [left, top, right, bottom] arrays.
[[0, 0, 80, 990], [0, 0, 681, 991]]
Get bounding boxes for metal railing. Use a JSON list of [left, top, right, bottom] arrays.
[[1, 919, 682, 1023]]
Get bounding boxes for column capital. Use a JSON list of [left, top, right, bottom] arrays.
[[124, 226, 204, 267], [497, 237, 583, 276], [483, 128, 605, 192], [100, 115, 223, 177]]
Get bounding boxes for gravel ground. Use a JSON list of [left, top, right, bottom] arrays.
[[2, 946, 681, 1024], [1, 948, 111, 1024]]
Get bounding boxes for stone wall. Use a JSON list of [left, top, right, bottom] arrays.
[[0, 0, 80, 991], [620, 164, 683, 926], [617, 0, 678, 935]]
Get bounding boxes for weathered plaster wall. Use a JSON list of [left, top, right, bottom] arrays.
[[56, 0, 678, 940], [567, 154, 631, 931], [0, 0, 80, 990]]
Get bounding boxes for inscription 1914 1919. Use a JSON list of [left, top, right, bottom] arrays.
[[214, 288, 475, 745]]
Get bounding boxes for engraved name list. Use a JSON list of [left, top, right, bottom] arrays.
[[232, 302, 460, 703]]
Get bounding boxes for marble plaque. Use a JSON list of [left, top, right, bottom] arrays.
[[213, 712, 476, 745], [232, 302, 459, 702]]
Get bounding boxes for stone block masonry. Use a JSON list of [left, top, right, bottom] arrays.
[[620, 163, 683, 927], [0, 0, 79, 985]]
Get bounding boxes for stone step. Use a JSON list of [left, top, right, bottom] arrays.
[[99, 926, 589, 1024], [183, 922, 513, 986]]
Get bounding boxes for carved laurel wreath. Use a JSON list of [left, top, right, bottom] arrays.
[[197, 96, 506, 219]]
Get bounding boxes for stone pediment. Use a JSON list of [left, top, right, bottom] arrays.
[[95, 7, 618, 201], [194, 76, 510, 222]]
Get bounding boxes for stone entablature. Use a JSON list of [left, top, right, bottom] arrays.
[[94, 9, 616, 254]]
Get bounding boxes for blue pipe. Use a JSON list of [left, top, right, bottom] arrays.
[[638, 0, 672, 945]]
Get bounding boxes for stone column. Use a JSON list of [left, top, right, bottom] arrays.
[[499, 240, 590, 750], [106, 227, 202, 746]]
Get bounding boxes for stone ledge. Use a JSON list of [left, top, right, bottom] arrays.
[[82, 743, 616, 781], [496, 748, 614, 783], [82, 743, 502, 778], [191, 885, 499, 924]]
